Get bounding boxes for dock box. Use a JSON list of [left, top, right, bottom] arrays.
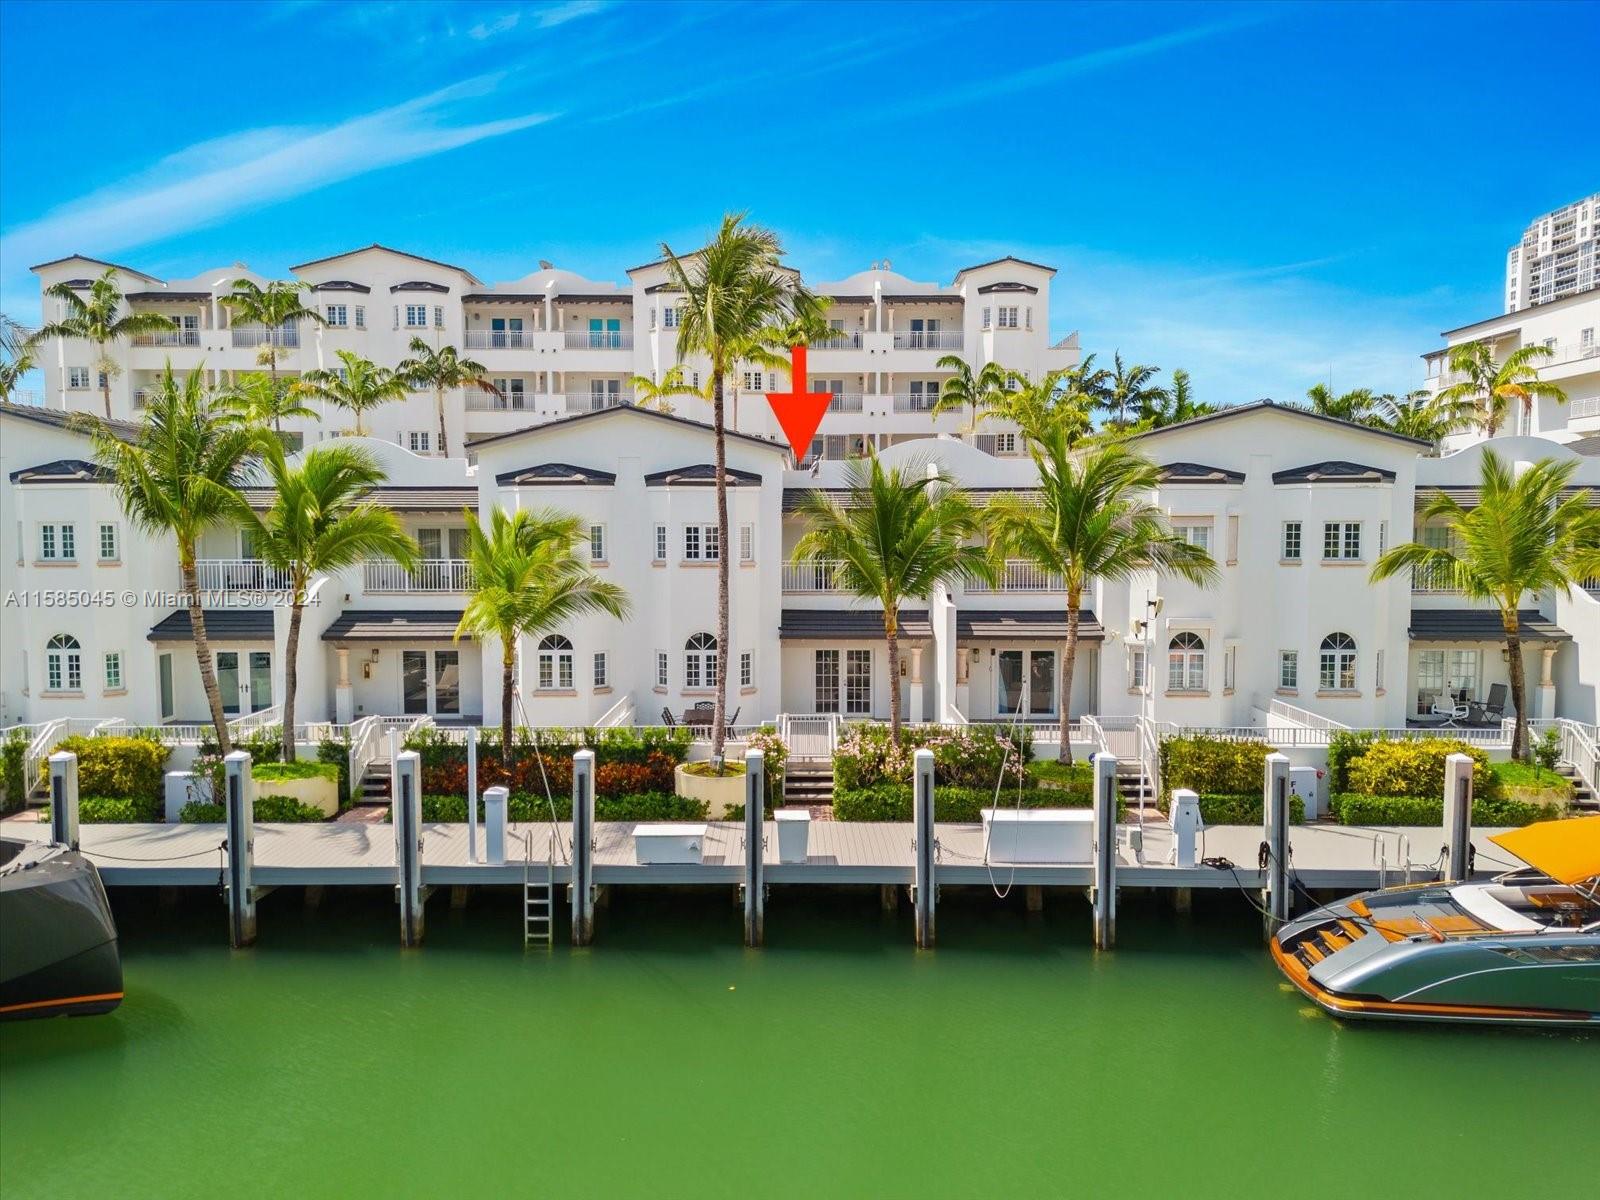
[[775, 809, 811, 863], [633, 823, 708, 865], [982, 808, 1094, 864]]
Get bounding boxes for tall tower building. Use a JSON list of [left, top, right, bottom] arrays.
[[1505, 192, 1600, 312]]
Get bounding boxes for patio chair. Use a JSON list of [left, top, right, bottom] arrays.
[[724, 706, 741, 735], [1429, 698, 1469, 726], [1481, 683, 1508, 720], [660, 707, 676, 728]]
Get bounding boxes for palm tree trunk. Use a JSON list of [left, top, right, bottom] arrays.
[[436, 386, 450, 459], [885, 611, 902, 747], [99, 346, 112, 420], [711, 370, 730, 764], [1060, 590, 1080, 765], [183, 551, 232, 757], [501, 646, 516, 767], [1504, 615, 1529, 761], [282, 596, 303, 763]]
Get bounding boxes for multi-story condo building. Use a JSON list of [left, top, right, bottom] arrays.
[[1505, 194, 1600, 313]]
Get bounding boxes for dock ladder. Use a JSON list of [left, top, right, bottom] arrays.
[[524, 832, 556, 946]]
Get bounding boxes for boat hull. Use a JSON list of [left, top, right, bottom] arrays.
[[0, 838, 123, 1021]]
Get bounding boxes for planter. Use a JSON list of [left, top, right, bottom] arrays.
[[252, 774, 339, 818], [776, 808, 811, 863], [674, 763, 746, 819], [982, 808, 1093, 864], [633, 823, 708, 864]]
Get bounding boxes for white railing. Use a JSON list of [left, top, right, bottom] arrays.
[[812, 334, 862, 351], [230, 326, 299, 349], [780, 712, 841, 759], [6, 389, 44, 407], [1266, 698, 1350, 733], [563, 330, 633, 351], [1557, 718, 1599, 796], [1410, 562, 1461, 593], [22, 717, 104, 794], [964, 560, 1064, 593], [347, 715, 387, 794], [1079, 713, 1108, 756], [191, 559, 294, 592], [782, 560, 845, 592], [891, 331, 964, 351], [363, 559, 473, 593], [464, 329, 540, 350], [465, 390, 538, 412], [229, 703, 284, 736], [891, 393, 941, 413], [564, 391, 633, 411], [826, 392, 865, 412], [132, 329, 203, 347], [595, 695, 636, 730]]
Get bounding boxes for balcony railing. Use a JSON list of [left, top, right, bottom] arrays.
[[231, 326, 299, 349], [825, 392, 865, 413], [892, 331, 964, 351], [965, 560, 1064, 593], [464, 329, 540, 350], [812, 334, 863, 350], [891, 392, 942, 413], [364, 559, 473, 593], [1410, 562, 1461, 594], [782, 560, 845, 592], [190, 559, 294, 592], [563, 330, 633, 351], [564, 391, 634, 412], [465, 390, 539, 412], [132, 329, 202, 347]]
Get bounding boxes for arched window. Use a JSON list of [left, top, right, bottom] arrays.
[[1320, 632, 1357, 691], [536, 634, 573, 691], [1167, 632, 1205, 692], [46, 633, 82, 692], [684, 632, 718, 690]]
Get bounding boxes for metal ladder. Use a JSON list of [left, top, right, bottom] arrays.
[[524, 832, 555, 946]]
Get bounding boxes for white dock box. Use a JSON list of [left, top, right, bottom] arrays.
[[633, 823, 708, 865], [982, 808, 1094, 864], [776, 809, 811, 863]]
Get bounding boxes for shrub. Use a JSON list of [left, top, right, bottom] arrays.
[[416, 791, 706, 823], [1193, 793, 1305, 825], [1326, 730, 1381, 794], [1, 729, 27, 814], [1158, 735, 1272, 801], [833, 782, 1115, 823], [1533, 729, 1561, 772], [253, 760, 340, 784], [406, 724, 693, 770], [199, 727, 283, 765], [833, 723, 1029, 792], [80, 794, 163, 823], [1333, 793, 1548, 827], [1344, 739, 1501, 801], [318, 738, 352, 809], [744, 726, 788, 808], [48, 735, 169, 806], [1027, 760, 1093, 797], [179, 793, 326, 822]]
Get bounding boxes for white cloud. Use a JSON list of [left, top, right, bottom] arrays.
[[469, 12, 521, 39], [534, 1, 607, 28]]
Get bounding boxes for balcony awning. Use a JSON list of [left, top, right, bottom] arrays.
[[1408, 608, 1569, 642], [322, 610, 469, 642], [1158, 461, 1245, 485], [956, 609, 1104, 641], [126, 290, 211, 302], [779, 609, 931, 640], [148, 609, 274, 642]]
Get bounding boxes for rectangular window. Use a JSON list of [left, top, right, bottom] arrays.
[[740, 651, 753, 688], [434, 306, 445, 329], [684, 525, 700, 561], [104, 651, 123, 691], [814, 649, 839, 712], [1129, 647, 1147, 690], [68, 366, 90, 389], [326, 304, 347, 326], [40, 523, 75, 561], [1173, 522, 1211, 552], [354, 306, 365, 328], [739, 524, 754, 563], [1375, 649, 1385, 691], [98, 523, 117, 562], [845, 649, 872, 714], [408, 431, 431, 454], [743, 371, 763, 391], [405, 304, 428, 327], [1322, 521, 1362, 560], [1281, 521, 1302, 561], [593, 652, 608, 688], [1223, 645, 1237, 691], [589, 524, 606, 562], [1378, 521, 1388, 556], [981, 307, 991, 329], [993, 432, 1017, 455], [1279, 650, 1298, 690], [663, 306, 679, 329], [655, 651, 668, 688], [683, 524, 719, 561], [654, 524, 667, 562], [996, 306, 1019, 328]]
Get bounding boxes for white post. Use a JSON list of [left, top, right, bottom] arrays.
[[483, 786, 508, 866], [466, 726, 479, 864], [394, 750, 424, 946], [744, 748, 764, 947], [1091, 752, 1118, 949], [912, 748, 936, 948], [1169, 786, 1202, 868], [48, 750, 79, 851], [571, 749, 595, 946], [1443, 752, 1474, 882], [223, 750, 256, 948], [164, 770, 198, 823], [1263, 752, 1291, 937]]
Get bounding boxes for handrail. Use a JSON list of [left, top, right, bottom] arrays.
[[595, 695, 635, 729], [1266, 697, 1350, 733], [347, 715, 386, 796], [229, 703, 284, 736], [1558, 718, 1599, 798]]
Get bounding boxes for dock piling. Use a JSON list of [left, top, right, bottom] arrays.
[[1442, 752, 1474, 882], [48, 750, 79, 851], [394, 750, 424, 947], [466, 726, 479, 865], [1263, 752, 1291, 937], [912, 748, 936, 948], [223, 750, 256, 948], [483, 786, 508, 866], [1091, 752, 1118, 949], [571, 749, 596, 946], [743, 748, 764, 947]]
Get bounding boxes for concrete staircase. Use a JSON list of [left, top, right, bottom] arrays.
[[1557, 763, 1598, 813], [1116, 761, 1154, 815], [359, 759, 392, 804], [783, 760, 834, 807]]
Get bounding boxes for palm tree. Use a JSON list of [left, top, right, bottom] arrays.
[[1306, 383, 1380, 424], [626, 365, 704, 415], [792, 455, 992, 746], [1372, 451, 1600, 760], [987, 424, 1219, 763], [1435, 339, 1566, 437], [81, 367, 266, 755], [220, 372, 318, 438], [1140, 368, 1215, 428], [220, 279, 326, 387], [297, 351, 409, 435], [35, 270, 176, 418], [397, 338, 498, 458], [0, 334, 36, 403], [243, 443, 418, 761], [1097, 352, 1167, 429], [930, 355, 1012, 431], [456, 508, 631, 762], [1371, 389, 1470, 447], [984, 366, 1095, 444], [663, 213, 813, 762]]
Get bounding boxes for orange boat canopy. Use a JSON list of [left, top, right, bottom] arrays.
[[1489, 817, 1600, 886]]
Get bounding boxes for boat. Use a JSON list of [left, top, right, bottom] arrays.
[[1271, 816, 1600, 1026], [0, 837, 123, 1020]]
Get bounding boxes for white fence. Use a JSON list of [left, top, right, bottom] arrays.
[[191, 559, 294, 592], [781, 560, 844, 592], [964, 560, 1064, 593], [363, 559, 473, 593]]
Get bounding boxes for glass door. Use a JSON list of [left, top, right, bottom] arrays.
[[216, 651, 241, 715], [507, 317, 523, 347], [433, 651, 461, 716], [997, 650, 1024, 716], [909, 317, 925, 348], [814, 650, 839, 713], [491, 317, 506, 348], [1028, 650, 1056, 716], [925, 318, 940, 347], [247, 651, 273, 712], [159, 653, 174, 720], [402, 651, 429, 715], [845, 649, 872, 715]]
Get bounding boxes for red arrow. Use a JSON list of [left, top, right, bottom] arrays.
[[763, 344, 833, 459]]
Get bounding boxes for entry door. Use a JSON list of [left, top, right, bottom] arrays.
[[248, 651, 273, 712], [589, 317, 621, 349], [215, 649, 273, 714], [507, 317, 523, 347], [491, 317, 506, 348], [997, 650, 1056, 718], [433, 651, 461, 716], [217, 652, 241, 715], [402, 651, 429, 715], [910, 317, 924, 347]]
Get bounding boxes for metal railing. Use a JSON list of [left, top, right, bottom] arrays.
[[229, 703, 284, 736], [595, 695, 636, 730], [1410, 562, 1461, 593], [780, 712, 842, 759], [564, 390, 634, 412], [23, 718, 103, 794], [465, 390, 538, 412], [346, 715, 386, 796], [190, 559, 295, 592], [363, 559, 473, 593], [891, 331, 964, 351], [812, 334, 862, 350], [562, 330, 633, 351], [826, 392, 865, 413], [781, 560, 845, 592], [964, 560, 1064, 593], [890, 392, 942, 413], [230, 326, 299, 349], [1557, 718, 1598, 797], [1266, 698, 1350, 733], [132, 329, 202, 347], [463, 329, 540, 350]]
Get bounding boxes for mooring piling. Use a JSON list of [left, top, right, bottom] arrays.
[[571, 749, 596, 946], [1443, 752, 1474, 882], [484, 785, 508, 866], [1091, 751, 1118, 949], [394, 750, 424, 947], [48, 750, 79, 851], [466, 726, 479, 864], [912, 747, 936, 948], [223, 750, 256, 948], [743, 748, 765, 947], [1263, 752, 1291, 937]]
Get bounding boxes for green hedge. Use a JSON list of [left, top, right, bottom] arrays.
[[81, 794, 163, 823], [254, 760, 340, 784], [1332, 793, 1549, 827], [405, 724, 694, 768], [318, 738, 352, 808], [1345, 739, 1501, 801], [1192, 793, 1305, 825], [833, 783, 1120, 823], [179, 794, 327, 823], [416, 791, 708, 823], [2, 729, 28, 814], [1026, 760, 1093, 798], [48, 735, 169, 806], [834, 723, 1031, 791], [1158, 735, 1272, 801]]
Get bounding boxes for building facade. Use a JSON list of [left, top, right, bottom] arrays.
[[1505, 194, 1600, 313]]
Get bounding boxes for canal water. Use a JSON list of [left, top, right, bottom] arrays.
[[2, 886, 1594, 1199]]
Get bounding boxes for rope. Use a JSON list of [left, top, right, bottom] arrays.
[[82, 840, 227, 864], [981, 706, 1029, 900], [515, 693, 569, 866]]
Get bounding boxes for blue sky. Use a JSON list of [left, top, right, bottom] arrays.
[[2, 0, 1597, 404]]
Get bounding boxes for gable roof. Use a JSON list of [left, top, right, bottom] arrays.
[[30, 254, 161, 283], [1130, 399, 1430, 448], [496, 462, 617, 487], [314, 280, 372, 294], [1272, 460, 1396, 485], [9, 458, 111, 484], [1158, 461, 1245, 485], [465, 404, 788, 455], [644, 464, 762, 487], [0, 401, 140, 443], [953, 255, 1056, 280], [290, 244, 481, 284]]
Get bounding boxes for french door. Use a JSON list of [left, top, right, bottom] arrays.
[[402, 649, 461, 716], [997, 649, 1056, 718], [589, 317, 621, 349], [215, 649, 273, 715]]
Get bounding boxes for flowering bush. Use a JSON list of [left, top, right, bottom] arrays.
[[744, 726, 788, 808], [833, 722, 1029, 791]]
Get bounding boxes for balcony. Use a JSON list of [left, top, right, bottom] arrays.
[[891, 331, 964, 351], [231, 326, 299, 349], [1410, 562, 1460, 594], [464, 329, 541, 350], [562, 330, 633, 351], [891, 393, 941, 413], [564, 391, 634, 412], [812, 333, 863, 350], [965, 560, 1064, 593], [465, 390, 540, 412], [825, 393, 865, 413], [782, 560, 845, 593], [364, 559, 473, 593], [132, 329, 202, 347], [189, 559, 294, 592]]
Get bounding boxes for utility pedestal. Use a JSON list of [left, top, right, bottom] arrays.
[[1263, 752, 1291, 938], [394, 750, 424, 947], [48, 751, 80, 850], [1091, 752, 1118, 949], [1443, 753, 1475, 882]]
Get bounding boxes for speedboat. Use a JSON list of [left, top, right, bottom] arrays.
[[0, 837, 123, 1020], [1271, 817, 1600, 1026]]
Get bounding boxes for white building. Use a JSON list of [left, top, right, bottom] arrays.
[[1505, 194, 1600, 313]]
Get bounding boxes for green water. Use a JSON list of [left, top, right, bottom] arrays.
[[2, 887, 1594, 1199]]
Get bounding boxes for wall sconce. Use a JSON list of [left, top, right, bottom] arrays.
[[370, 649, 381, 662], [362, 662, 373, 680]]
